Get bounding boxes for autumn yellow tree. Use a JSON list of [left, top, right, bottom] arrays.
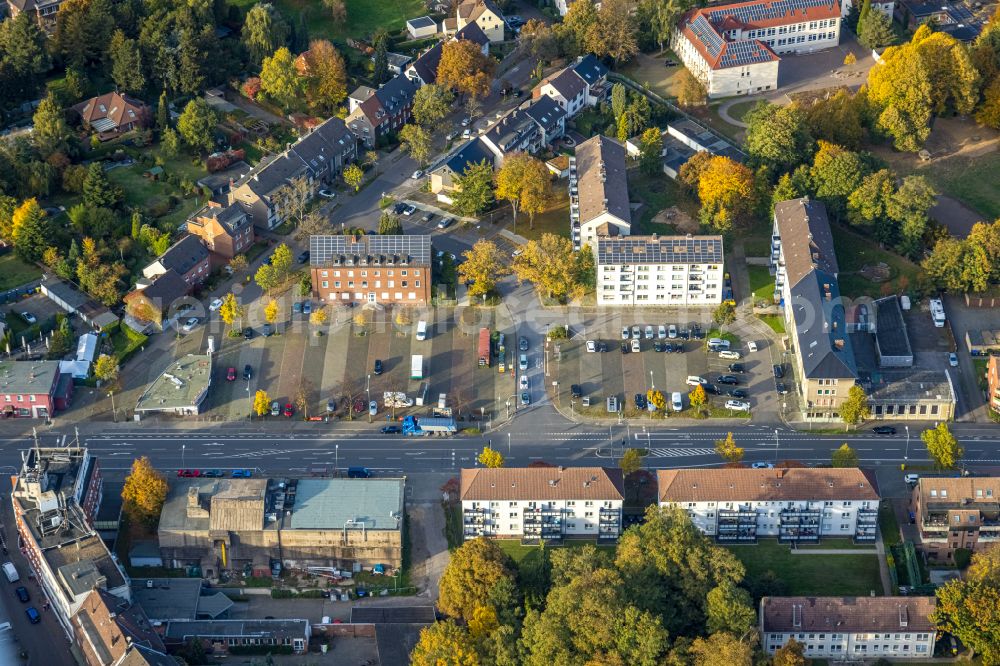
[[410, 619, 482, 666], [457, 240, 511, 300], [300, 39, 348, 114], [121, 456, 169, 526], [478, 446, 504, 468], [309, 308, 328, 326], [511, 233, 589, 302], [264, 299, 279, 324], [714, 432, 744, 464], [253, 389, 272, 417], [647, 389, 666, 412], [696, 156, 756, 232], [689, 384, 707, 412], [495, 152, 553, 229], [866, 43, 934, 151], [911, 29, 981, 117], [218, 292, 244, 332], [675, 68, 707, 108], [437, 40, 495, 103], [438, 538, 516, 621], [94, 354, 119, 384]]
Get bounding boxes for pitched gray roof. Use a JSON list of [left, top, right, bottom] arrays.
[[136, 270, 189, 305], [523, 95, 566, 133], [774, 197, 838, 288], [157, 235, 208, 275], [408, 42, 443, 84], [310, 235, 433, 266], [543, 66, 587, 100], [575, 135, 631, 227], [438, 138, 494, 175], [572, 54, 608, 86], [455, 20, 489, 45], [761, 597, 936, 634]]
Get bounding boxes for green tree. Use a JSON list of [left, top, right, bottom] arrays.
[[156, 89, 169, 130], [438, 538, 517, 621], [242, 2, 289, 65], [559, 0, 598, 55], [619, 448, 644, 476], [121, 456, 168, 526], [866, 43, 934, 151], [888, 175, 936, 257], [714, 432, 744, 464], [33, 93, 73, 159], [161, 127, 180, 157], [255, 263, 279, 294], [11, 198, 51, 263], [932, 546, 1000, 664], [176, 99, 217, 153], [0, 12, 50, 100], [744, 102, 814, 172], [586, 0, 639, 64], [840, 384, 871, 428], [259, 47, 301, 108], [772, 638, 808, 666], [511, 233, 587, 302], [713, 301, 736, 326], [109, 29, 145, 95], [378, 211, 403, 235], [802, 89, 868, 150], [847, 168, 896, 229], [921, 423, 963, 470], [452, 160, 495, 217], [343, 163, 364, 191], [611, 82, 628, 122], [478, 446, 504, 468], [372, 29, 389, 85], [457, 240, 511, 300], [706, 581, 756, 636], [810, 140, 869, 220], [270, 243, 293, 282], [675, 67, 707, 108], [771, 172, 807, 214], [832, 443, 860, 467], [82, 162, 120, 208], [412, 84, 454, 128], [638, 127, 664, 176], [858, 9, 896, 49], [399, 124, 432, 166]]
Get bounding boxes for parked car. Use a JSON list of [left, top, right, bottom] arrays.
[[727, 389, 749, 399], [181, 317, 200, 333], [519, 353, 528, 371], [634, 393, 647, 410], [402, 204, 416, 216], [176, 469, 200, 478], [226, 367, 236, 381], [374, 359, 383, 375], [668, 324, 678, 339], [261, 324, 273, 337], [270, 401, 280, 416], [719, 350, 741, 360], [393, 202, 407, 215], [686, 376, 706, 386], [318, 189, 336, 198], [302, 301, 312, 315], [717, 375, 740, 385], [631, 325, 641, 339], [630, 339, 640, 353], [520, 391, 531, 406], [292, 301, 303, 314], [437, 217, 453, 229], [644, 325, 654, 339], [708, 337, 730, 351], [232, 469, 253, 478], [586, 340, 597, 352], [369, 400, 378, 416], [570, 384, 582, 398], [620, 341, 630, 354], [243, 327, 253, 339], [421, 212, 435, 224], [519, 375, 529, 390], [381, 425, 401, 434], [326, 398, 336, 413], [348, 467, 372, 478], [297, 250, 310, 263], [725, 400, 751, 411], [202, 470, 224, 478], [728, 363, 746, 374], [25, 607, 40, 624], [519, 336, 529, 351], [703, 384, 722, 395], [20, 312, 36, 324], [665, 343, 682, 353], [751, 462, 774, 469], [671, 392, 683, 412], [654, 342, 667, 352], [776, 383, 789, 395], [597, 342, 608, 352], [949, 352, 959, 367], [773, 364, 785, 378], [209, 298, 223, 311], [411, 170, 424, 179], [873, 425, 897, 435], [283, 403, 294, 417], [14, 587, 29, 603], [621, 327, 629, 340], [657, 325, 667, 339], [243, 364, 252, 380], [747, 341, 758, 352]]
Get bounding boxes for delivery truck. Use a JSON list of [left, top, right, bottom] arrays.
[[3, 562, 19, 583], [478, 328, 491, 367], [410, 355, 424, 380]]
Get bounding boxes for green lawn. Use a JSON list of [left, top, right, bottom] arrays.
[[514, 189, 570, 242], [107, 163, 205, 231], [726, 100, 759, 123], [496, 539, 614, 566], [230, 0, 426, 41], [758, 314, 785, 334], [628, 169, 698, 232], [618, 52, 685, 100], [727, 539, 883, 596], [0, 253, 42, 291], [916, 150, 1000, 221], [832, 224, 922, 299], [879, 502, 902, 549], [747, 264, 775, 304]]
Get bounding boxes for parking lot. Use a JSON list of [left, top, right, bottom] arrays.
[[550, 316, 788, 421]]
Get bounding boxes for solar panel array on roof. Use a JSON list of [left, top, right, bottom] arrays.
[[691, 15, 724, 57], [309, 235, 432, 266], [722, 39, 775, 65], [596, 236, 724, 265], [707, 0, 834, 26]]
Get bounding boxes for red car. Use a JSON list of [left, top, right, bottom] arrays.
[[283, 403, 294, 417], [177, 469, 201, 478], [226, 367, 236, 381]]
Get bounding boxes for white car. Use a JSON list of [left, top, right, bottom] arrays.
[[747, 340, 758, 352], [369, 400, 378, 416], [668, 324, 678, 339], [461, 117, 471, 127], [411, 170, 424, 179], [586, 340, 597, 353], [719, 350, 742, 360], [657, 325, 666, 339], [644, 325, 654, 339], [630, 339, 640, 353], [948, 352, 958, 367], [725, 399, 751, 411], [621, 327, 629, 340], [20, 312, 36, 324], [686, 375, 707, 387], [318, 188, 336, 198], [181, 317, 200, 333], [631, 326, 641, 339], [751, 462, 774, 469], [519, 375, 529, 390], [462, 129, 472, 139], [671, 392, 683, 412], [209, 298, 223, 312], [511, 249, 523, 258], [402, 205, 417, 216]]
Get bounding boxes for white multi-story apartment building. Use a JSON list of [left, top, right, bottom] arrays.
[[595, 235, 725, 306], [672, 0, 841, 98], [657, 468, 880, 544], [532, 55, 608, 118], [461, 467, 624, 542], [761, 596, 937, 660], [571, 135, 631, 252]]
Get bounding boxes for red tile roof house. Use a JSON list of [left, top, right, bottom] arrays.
[[73, 92, 151, 140], [0, 360, 73, 418]]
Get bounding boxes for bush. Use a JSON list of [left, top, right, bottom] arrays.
[[244, 576, 274, 588], [270, 588, 295, 598], [547, 326, 569, 340], [954, 548, 973, 569]]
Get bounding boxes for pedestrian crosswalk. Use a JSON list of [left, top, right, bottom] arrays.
[[647, 447, 717, 458]]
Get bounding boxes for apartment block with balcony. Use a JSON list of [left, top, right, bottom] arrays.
[[910, 476, 1000, 562], [461, 467, 624, 544], [309, 235, 432, 306], [658, 468, 880, 545], [761, 596, 937, 661], [594, 235, 725, 306], [988, 356, 1000, 416], [572, 135, 631, 251]]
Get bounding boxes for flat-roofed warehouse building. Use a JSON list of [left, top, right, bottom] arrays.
[[134, 354, 212, 416], [158, 477, 405, 577], [872, 296, 913, 367], [760, 596, 937, 660]]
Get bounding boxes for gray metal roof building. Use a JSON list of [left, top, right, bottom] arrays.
[[873, 296, 913, 368], [134, 354, 212, 415], [290, 478, 405, 530]]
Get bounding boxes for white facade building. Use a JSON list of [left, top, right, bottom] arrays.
[[572, 135, 631, 251], [672, 0, 841, 98], [533, 55, 608, 118], [595, 235, 725, 306], [761, 596, 937, 660], [657, 468, 880, 544], [461, 467, 624, 542]]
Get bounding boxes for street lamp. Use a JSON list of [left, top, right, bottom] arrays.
[[774, 429, 779, 463], [507, 432, 511, 458], [335, 444, 339, 477], [649, 370, 654, 391], [182, 444, 186, 470], [246, 378, 252, 421], [366, 374, 372, 423], [108, 390, 117, 423], [904, 425, 910, 466]]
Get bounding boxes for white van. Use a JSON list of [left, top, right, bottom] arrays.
[[708, 338, 731, 351], [671, 392, 683, 412], [416, 320, 428, 341]]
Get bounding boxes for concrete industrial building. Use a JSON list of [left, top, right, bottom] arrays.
[[673, 0, 841, 98], [11, 445, 131, 640], [134, 354, 212, 417], [761, 596, 937, 660], [909, 476, 1000, 562], [309, 235, 433, 306], [157, 477, 405, 577], [594, 235, 725, 306], [460, 467, 624, 542], [657, 468, 880, 544]]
